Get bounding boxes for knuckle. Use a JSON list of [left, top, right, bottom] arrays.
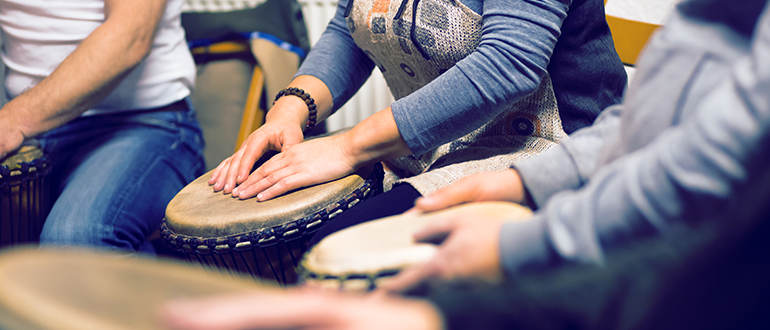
[[265, 173, 281, 184], [274, 178, 291, 190], [254, 167, 269, 179]]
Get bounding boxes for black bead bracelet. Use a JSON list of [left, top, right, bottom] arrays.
[[274, 87, 318, 134]]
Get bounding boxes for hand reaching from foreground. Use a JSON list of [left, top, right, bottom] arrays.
[[161, 288, 443, 330], [379, 214, 506, 294]]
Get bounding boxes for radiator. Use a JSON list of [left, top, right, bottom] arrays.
[[183, 0, 394, 132]]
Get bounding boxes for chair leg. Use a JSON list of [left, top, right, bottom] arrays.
[[235, 65, 266, 151]]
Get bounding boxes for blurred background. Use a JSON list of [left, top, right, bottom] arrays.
[[0, 0, 679, 170], [183, 0, 395, 135]]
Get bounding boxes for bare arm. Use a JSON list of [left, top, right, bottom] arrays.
[[212, 74, 412, 200], [0, 0, 169, 157], [265, 74, 411, 164]]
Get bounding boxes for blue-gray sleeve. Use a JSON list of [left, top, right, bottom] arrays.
[[295, 0, 375, 112], [513, 104, 623, 208], [298, 0, 570, 155], [393, 0, 571, 156], [500, 9, 770, 274]]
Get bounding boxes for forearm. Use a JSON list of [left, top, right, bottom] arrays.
[[269, 80, 410, 169], [342, 107, 411, 168], [0, 0, 167, 138]]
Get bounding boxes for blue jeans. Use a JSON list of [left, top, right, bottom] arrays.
[[37, 101, 205, 253]]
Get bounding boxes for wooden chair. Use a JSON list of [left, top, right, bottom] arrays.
[[182, 0, 311, 169], [604, 0, 664, 66]]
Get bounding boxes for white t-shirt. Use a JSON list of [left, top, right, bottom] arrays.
[[0, 0, 196, 115]]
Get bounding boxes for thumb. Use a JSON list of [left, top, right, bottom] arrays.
[[413, 217, 460, 244], [280, 133, 303, 151], [0, 135, 24, 161], [413, 181, 477, 213]]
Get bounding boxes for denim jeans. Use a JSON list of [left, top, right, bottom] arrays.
[[37, 100, 205, 253]]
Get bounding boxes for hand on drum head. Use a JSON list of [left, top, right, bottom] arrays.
[[379, 216, 506, 294], [410, 170, 526, 214], [0, 118, 26, 160], [210, 118, 304, 195], [160, 289, 443, 330], [226, 133, 357, 201]]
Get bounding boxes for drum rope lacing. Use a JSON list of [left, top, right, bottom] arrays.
[[301, 267, 401, 292], [0, 156, 52, 186]]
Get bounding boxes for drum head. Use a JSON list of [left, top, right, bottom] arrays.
[[165, 168, 368, 238], [0, 248, 271, 330], [302, 202, 532, 289]]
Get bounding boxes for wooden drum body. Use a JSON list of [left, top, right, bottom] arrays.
[[300, 202, 532, 291], [0, 248, 270, 330], [161, 163, 383, 285], [0, 142, 51, 248]]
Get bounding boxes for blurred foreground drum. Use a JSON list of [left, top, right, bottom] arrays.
[[0, 248, 270, 330], [301, 202, 532, 291], [161, 161, 383, 285], [0, 141, 51, 247]]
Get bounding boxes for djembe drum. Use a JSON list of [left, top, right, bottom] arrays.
[[161, 160, 383, 286], [300, 202, 533, 291], [0, 248, 272, 330], [0, 141, 51, 248]]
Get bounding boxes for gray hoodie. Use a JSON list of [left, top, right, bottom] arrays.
[[502, 0, 770, 274]]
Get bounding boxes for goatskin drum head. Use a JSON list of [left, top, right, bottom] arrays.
[[165, 169, 366, 238], [0, 248, 271, 330]]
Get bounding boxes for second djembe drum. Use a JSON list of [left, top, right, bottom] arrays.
[[300, 202, 533, 291], [0, 141, 51, 248]]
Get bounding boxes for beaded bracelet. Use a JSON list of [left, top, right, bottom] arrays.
[[274, 87, 318, 134]]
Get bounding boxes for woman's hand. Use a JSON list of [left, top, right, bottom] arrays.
[[230, 132, 358, 201], [210, 76, 335, 195], [209, 116, 305, 194]]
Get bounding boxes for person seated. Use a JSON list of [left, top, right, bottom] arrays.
[[161, 0, 770, 328], [208, 0, 627, 245], [0, 0, 204, 252]]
